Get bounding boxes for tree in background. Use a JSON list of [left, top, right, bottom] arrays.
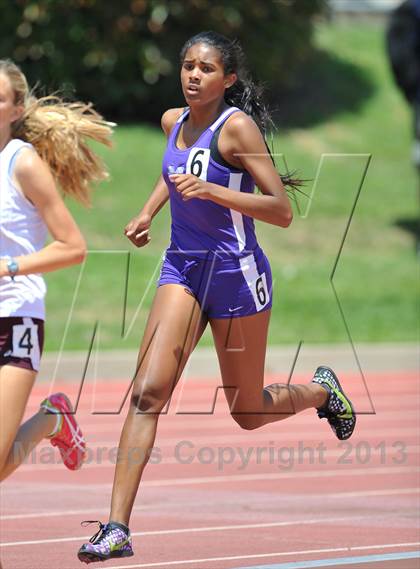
[[1, 0, 326, 123]]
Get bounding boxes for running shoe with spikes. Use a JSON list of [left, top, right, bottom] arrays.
[[40, 393, 86, 470], [78, 521, 134, 564], [312, 366, 356, 440]]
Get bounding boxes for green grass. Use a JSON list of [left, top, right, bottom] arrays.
[[44, 21, 419, 351]]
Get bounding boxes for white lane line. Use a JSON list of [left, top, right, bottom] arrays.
[[38, 419, 420, 438], [93, 542, 420, 569], [21, 402, 420, 434], [324, 487, 420, 498], [65, 426, 420, 444], [355, 543, 420, 551], [2, 465, 419, 498], [134, 465, 420, 487], [0, 515, 415, 548], [233, 552, 420, 569], [2, 465, 420, 499], [2, 487, 419, 521]]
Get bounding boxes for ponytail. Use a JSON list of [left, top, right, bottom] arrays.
[[225, 75, 272, 135], [1, 59, 113, 206], [14, 96, 113, 206]]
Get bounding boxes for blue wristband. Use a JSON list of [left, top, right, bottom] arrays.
[[6, 257, 19, 280]]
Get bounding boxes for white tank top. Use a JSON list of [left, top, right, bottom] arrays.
[[0, 139, 48, 319]]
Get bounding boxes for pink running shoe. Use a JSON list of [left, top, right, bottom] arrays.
[[40, 393, 86, 470]]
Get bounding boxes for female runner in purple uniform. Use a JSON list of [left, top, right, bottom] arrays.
[[78, 31, 356, 564]]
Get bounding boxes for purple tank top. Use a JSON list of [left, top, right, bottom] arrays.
[[162, 106, 259, 258]]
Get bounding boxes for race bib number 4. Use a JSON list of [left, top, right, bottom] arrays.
[[11, 318, 41, 370]]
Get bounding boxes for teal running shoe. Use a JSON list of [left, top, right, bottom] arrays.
[[312, 366, 356, 440]]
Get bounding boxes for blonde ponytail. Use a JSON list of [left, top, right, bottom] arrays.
[[0, 59, 114, 206]]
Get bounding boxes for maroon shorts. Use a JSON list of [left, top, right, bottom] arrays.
[[0, 317, 44, 372]]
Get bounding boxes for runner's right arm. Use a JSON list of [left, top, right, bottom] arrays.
[[124, 108, 184, 248]]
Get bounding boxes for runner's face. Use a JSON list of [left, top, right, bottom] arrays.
[[0, 73, 22, 132], [181, 43, 236, 106]]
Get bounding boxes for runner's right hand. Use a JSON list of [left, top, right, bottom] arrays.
[[124, 212, 152, 248]]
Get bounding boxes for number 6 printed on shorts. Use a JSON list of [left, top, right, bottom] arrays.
[[239, 254, 271, 312], [251, 273, 270, 310]]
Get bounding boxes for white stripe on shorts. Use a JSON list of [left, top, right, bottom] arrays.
[[239, 254, 270, 312]]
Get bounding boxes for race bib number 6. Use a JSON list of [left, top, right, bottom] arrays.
[[186, 147, 210, 181], [251, 273, 270, 310]]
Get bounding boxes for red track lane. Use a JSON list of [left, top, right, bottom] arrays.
[[1, 371, 419, 569]]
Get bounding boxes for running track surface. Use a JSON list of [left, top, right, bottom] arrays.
[[1, 370, 419, 569]]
